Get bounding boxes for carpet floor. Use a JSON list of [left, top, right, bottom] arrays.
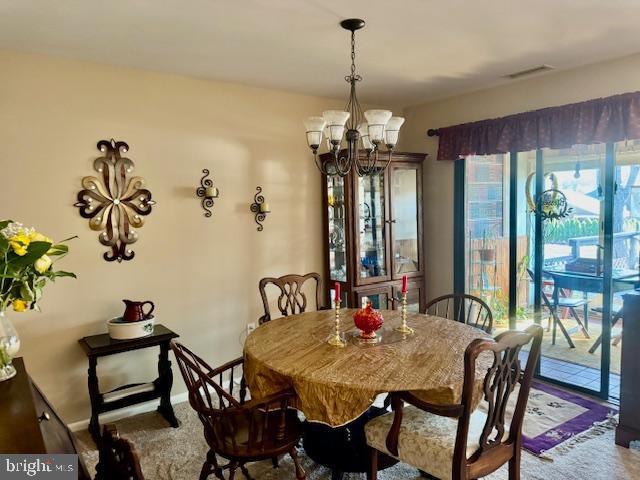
[[77, 402, 640, 480]]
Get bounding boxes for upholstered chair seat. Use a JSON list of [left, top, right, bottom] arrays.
[[364, 325, 543, 480], [365, 406, 507, 480]]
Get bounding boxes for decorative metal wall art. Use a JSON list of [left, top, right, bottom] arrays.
[[74, 139, 156, 262], [249, 186, 270, 231], [196, 169, 219, 217]]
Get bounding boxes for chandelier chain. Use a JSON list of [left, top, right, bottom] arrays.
[[345, 30, 362, 84], [351, 31, 356, 78]]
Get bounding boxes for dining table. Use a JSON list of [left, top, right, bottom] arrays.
[[243, 308, 493, 479]]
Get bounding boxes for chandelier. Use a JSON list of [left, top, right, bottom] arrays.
[[304, 19, 404, 177]]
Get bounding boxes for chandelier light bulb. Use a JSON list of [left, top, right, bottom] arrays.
[[384, 116, 405, 148], [304, 116, 326, 150], [364, 110, 392, 144], [357, 122, 373, 151], [322, 110, 351, 144], [323, 126, 332, 149]]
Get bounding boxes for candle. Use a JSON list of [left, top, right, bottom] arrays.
[[335, 282, 341, 303], [205, 186, 218, 198], [260, 202, 270, 213], [401, 275, 408, 294]]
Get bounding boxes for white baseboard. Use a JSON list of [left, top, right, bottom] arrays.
[[67, 390, 189, 432], [67, 375, 244, 433]]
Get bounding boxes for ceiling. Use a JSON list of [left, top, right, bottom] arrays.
[[1, 0, 639, 107]]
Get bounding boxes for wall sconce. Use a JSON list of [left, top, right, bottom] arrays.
[[196, 169, 219, 217], [250, 186, 270, 231]]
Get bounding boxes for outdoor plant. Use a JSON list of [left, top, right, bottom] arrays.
[[487, 289, 528, 327], [544, 217, 599, 243]]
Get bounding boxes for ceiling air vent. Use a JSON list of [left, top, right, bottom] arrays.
[[505, 64, 554, 80]]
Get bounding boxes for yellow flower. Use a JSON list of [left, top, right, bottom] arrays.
[[34, 255, 52, 273], [29, 232, 52, 244], [8, 233, 30, 256], [12, 299, 28, 312]]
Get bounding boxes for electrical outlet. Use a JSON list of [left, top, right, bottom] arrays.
[[246, 322, 257, 335]]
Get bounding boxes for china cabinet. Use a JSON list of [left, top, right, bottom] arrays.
[[321, 151, 426, 311]]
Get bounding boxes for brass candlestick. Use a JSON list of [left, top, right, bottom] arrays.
[[395, 292, 414, 334], [327, 299, 346, 347]]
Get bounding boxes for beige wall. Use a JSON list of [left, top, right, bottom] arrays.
[[0, 50, 346, 423], [399, 53, 640, 300]]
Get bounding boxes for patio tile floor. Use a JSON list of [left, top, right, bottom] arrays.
[[519, 350, 620, 404]]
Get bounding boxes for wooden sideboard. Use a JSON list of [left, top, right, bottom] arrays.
[[0, 357, 90, 479], [616, 292, 640, 447]]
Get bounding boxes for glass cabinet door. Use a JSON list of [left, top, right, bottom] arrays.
[[357, 172, 389, 283], [392, 283, 423, 313], [327, 175, 347, 282], [356, 286, 392, 310], [390, 164, 422, 278]]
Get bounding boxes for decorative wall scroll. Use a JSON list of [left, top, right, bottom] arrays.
[[196, 169, 219, 217], [74, 139, 156, 262], [249, 186, 270, 231]]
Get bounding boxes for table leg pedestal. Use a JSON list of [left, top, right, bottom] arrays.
[[302, 406, 398, 477]]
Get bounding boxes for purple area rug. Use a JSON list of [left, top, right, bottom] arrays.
[[520, 380, 617, 455]]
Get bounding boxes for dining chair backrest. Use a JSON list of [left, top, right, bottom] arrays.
[[258, 272, 322, 324], [171, 341, 300, 459], [383, 325, 543, 479], [95, 424, 144, 480], [171, 341, 247, 422], [456, 325, 543, 475], [424, 293, 493, 333]]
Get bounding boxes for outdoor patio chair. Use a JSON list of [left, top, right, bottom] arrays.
[[588, 304, 624, 353], [528, 269, 590, 348]]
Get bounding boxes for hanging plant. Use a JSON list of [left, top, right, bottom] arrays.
[[536, 189, 573, 221], [525, 171, 559, 213]]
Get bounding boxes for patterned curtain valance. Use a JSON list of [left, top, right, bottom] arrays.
[[436, 91, 640, 161]]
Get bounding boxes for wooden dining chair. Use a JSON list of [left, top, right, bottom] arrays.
[[423, 293, 493, 334], [95, 424, 144, 480], [258, 272, 322, 324], [365, 325, 543, 480], [171, 341, 306, 480]]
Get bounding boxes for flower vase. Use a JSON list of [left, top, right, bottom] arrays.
[[0, 311, 20, 382]]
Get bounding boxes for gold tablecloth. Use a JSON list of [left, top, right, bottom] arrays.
[[243, 309, 492, 427]]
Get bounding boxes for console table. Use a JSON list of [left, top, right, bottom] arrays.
[[78, 324, 179, 442], [616, 292, 640, 447]]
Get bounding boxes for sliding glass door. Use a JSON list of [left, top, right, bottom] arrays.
[[537, 145, 607, 395], [457, 144, 636, 400], [464, 154, 510, 327]]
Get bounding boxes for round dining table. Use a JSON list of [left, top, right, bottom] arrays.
[[243, 308, 493, 478]]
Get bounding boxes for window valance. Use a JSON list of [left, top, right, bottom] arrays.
[[435, 91, 640, 161]]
